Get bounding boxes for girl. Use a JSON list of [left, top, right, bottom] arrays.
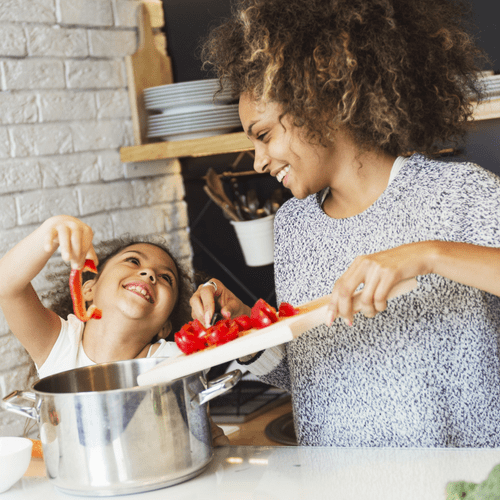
[[190, 0, 500, 447], [0, 215, 228, 444]]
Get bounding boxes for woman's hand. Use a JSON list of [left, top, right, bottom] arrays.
[[42, 215, 98, 270], [190, 278, 251, 328], [327, 242, 431, 326]]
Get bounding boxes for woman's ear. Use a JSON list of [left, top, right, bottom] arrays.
[[81, 278, 97, 302]]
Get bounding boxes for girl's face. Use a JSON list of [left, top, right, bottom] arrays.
[[84, 243, 179, 336], [239, 93, 337, 199]]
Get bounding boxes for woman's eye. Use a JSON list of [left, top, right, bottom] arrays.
[[257, 132, 267, 142], [126, 257, 140, 265]]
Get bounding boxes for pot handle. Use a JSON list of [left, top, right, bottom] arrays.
[[2, 390, 39, 421], [194, 369, 242, 406]]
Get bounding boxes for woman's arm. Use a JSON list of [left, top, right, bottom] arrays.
[[328, 240, 500, 326], [0, 215, 96, 366]]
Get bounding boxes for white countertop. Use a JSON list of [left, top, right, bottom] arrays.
[[4, 445, 500, 500]]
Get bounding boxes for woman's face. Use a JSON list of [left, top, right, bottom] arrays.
[[87, 243, 179, 335], [239, 93, 336, 199]]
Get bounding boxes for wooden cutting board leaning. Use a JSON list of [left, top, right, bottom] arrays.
[[137, 278, 418, 386]]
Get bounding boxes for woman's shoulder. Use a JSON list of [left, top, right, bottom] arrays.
[[406, 153, 500, 184]]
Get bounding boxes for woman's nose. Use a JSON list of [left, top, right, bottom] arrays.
[[140, 270, 156, 284], [253, 146, 269, 174]]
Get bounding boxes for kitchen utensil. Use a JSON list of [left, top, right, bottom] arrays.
[[229, 178, 249, 220], [203, 185, 241, 221], [205, 168, 239, 216], [126, 3, 173, 145], [0, 437, 32, 493], [2, 359, 241, 497], [137, 278, 418, 387], [246, 188, 260, 216]]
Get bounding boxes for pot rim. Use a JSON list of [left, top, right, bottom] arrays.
[[32, 358, 203, 397]]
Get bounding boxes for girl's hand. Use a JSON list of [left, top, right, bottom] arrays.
[[327, 242, 432, 326], [42, 215, 98, 270], [190, 278, 251, 328]]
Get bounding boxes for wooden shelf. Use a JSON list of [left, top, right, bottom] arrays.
[[122, 4, 499, 166], [120, 99, 499, 163], [473, 98, 500, 121], [120, 131, 253, 162]]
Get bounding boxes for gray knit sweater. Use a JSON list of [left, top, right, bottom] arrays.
[[247, 154, 500, 447]]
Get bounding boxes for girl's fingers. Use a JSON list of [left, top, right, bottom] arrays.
[[86, 246, 99, 268], [71, 225, 94, 269], [56, 225, 72, 263], [44, 227, 59, 253]]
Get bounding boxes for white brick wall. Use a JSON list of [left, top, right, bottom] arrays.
[[0, 0, 193, 436]]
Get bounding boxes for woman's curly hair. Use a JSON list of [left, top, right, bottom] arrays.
[[42, 236, 194, 341], [201, 0, 489, 156]]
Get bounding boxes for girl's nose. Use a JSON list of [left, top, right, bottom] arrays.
[[140, 270, 156, 284]]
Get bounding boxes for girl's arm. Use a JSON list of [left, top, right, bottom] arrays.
[[0, 215, 96, 367], [328, 241, 500, 325]]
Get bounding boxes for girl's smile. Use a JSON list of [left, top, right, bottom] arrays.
[[86, 244, 179, 332], [123, 281, 154, 303]]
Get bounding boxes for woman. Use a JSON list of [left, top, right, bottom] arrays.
[[190, 0, 500, 447]]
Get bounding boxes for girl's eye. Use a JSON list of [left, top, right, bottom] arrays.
[[160, 274, 173, 285], [126, 257, 140, 265]]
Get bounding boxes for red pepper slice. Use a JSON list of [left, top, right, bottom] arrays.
[[69, 259, 102, 322], [174, 319, 208, 354], [206, 320, 240, 347], [251, 298, 278, 323], [234, 315, 253, 331], [278, 302, 299, 317], [174, 330, 206, 354]]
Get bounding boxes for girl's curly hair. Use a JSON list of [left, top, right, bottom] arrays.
[[201, 0, 488, 156], [42, 236, 194, 341]]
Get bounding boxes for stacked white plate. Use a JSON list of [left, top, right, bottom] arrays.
[[479, 74, 500, 99], [144, 79, 241, 141]]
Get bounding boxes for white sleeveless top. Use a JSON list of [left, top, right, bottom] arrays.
[[37, 314, 181, 379]]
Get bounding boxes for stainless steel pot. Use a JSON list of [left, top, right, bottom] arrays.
[[2, 358, 241, 496]]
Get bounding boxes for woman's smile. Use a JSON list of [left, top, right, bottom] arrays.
[[239, 93, 337, 199]]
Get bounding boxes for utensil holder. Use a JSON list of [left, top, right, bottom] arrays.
[[230, 214, 275, 267]]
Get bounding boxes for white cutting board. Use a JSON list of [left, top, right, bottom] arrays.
[[137, 279, 417, 386], [137, 294, 331, 386]]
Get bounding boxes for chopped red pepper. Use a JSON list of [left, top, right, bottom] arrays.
[[251, 298, 278, 322], [234, 315, 253, 331], [205, 320, 239, 347], [251, 309, 275, 329], [174, 298, 298, 355], [174, 329, 206, 354], [69, 259, 102, 322], [278, 302, 299, 317]]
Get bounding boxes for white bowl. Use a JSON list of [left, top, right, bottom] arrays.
[[0, 437, 32, 493]]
